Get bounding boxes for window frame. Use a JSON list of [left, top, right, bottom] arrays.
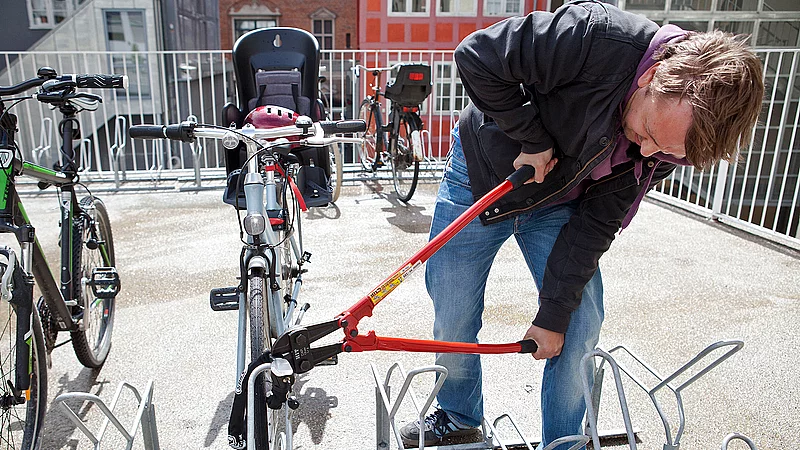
[[483, 0, 523, 17], [436, 0, 478, 16], [619, 0, 800, 48], [103, 9, 150, 98], [433, 61, 468, 115], [232, 17, 279, 41], [27, 0, 81, 30], [388, 0, 430, 17]]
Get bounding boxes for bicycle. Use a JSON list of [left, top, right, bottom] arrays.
[[129, 112, 365, 450], [0, 66, 125, 449], [355, 63, 432, 203]]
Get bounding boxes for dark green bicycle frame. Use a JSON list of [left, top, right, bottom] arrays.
[[0, 126, 112, 388]]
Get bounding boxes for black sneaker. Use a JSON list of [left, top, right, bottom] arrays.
[[399, 408, 480, 447]]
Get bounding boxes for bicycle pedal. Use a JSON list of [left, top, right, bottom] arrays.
[[210, 286, 239, 311], [90, 267, 120, 299], [316, 354, 338, 366]]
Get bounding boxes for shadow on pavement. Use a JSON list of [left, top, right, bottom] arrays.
[[41, 367, 108, 450]]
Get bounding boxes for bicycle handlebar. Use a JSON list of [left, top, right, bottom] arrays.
[[129, 118, 367, 147], [351, 63, 403, 77], [0, 70, 128, 97]]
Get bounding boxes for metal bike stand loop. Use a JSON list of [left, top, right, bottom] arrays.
[[54, 379, 160, 450], [372, 361, 555, 450], [576, 340, 757, 450]]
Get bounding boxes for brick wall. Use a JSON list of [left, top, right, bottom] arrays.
[[219, 0, 357, 50]]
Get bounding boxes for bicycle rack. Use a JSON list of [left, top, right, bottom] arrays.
[[54, 379, 160, 450], [78, 137, 93, 178], [111, 115, 128, 188], [721, 433, 758, 450], [578, 340, 755, 450], [32, 116, 53, 167], [371, 361, 596, 450]]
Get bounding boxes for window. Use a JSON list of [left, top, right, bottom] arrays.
[[485, 0, 522, 16], [757, 20, 800, 47], [625, 0, 666, 10], [234, 18, 278, 40], [314, 20, 334, 52], [438, 0, 477, 15], [105, 10, 150, 97], [390, 0, 428, 15], [668, 20, 709, 31], [718, 0, 758, 11], [620, 0, 800, 48], [670, 0, 712, 11], [434, 62, 469, 114], [311, 8, 336, 55], [27, 0, 86, 29]]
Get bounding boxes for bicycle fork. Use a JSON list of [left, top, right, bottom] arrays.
[[0, 246, 35, 405]]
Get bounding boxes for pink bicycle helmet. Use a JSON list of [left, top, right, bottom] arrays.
[[244, 105, 299, 136]]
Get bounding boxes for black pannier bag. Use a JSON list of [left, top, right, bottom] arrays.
[[384, 64, 432, 107]]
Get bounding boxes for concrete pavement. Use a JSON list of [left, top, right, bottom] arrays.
[[15, 180, 799, 449]]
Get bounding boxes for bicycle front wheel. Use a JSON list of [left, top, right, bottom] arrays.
[[0, 299, 47, 450], [389, 116, 420, 202], [358, 99, 382, 171], [71, 196, 116, 368], [248, 272, 271, 450]]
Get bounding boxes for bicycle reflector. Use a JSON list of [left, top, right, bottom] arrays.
[[243, 213, 266, 236]]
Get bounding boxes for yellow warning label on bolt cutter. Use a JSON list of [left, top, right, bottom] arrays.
[[368, 261, 420, 305]]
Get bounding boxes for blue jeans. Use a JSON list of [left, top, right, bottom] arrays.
[[425, 133, 604, 449]]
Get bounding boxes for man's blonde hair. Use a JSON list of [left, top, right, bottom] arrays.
[[650, 30, 765, 170]]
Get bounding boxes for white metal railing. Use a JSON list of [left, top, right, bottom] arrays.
[[1, 48, 798, 248]]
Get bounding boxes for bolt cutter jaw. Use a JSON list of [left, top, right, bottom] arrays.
[[272, 318, 345, 374]]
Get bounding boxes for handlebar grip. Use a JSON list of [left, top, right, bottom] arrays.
[[75, 74, 128, 90], [517, 339, 538, 354], [506, 165, 536, 189], [319, 120, 366, 135], [129, 125, 167, 140], [129, 122, 195, 142]]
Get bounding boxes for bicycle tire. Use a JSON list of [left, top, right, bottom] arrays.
[[358, 99, 382, 171], [328, 143, 343, 202], [248, 272, 270, 450], [0, 294, 47, 450], [71, 196, 116, 368], [389, 116, 420, 202]]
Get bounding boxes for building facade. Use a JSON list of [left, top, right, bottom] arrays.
[[218, 0, 358, 50]]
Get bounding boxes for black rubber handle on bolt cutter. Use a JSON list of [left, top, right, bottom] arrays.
[[518, 339, 538, 354], [507, 165, 536, 189], [319, 119, 366, 135]]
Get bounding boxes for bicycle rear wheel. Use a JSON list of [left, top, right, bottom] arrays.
[[0, 291, 47, 450], [358, 99, 383, 171], [389, 116, 420, 202], [71, 196, 116, 368]]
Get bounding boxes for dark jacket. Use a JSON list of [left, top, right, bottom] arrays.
[[454, 0, 677, 333]]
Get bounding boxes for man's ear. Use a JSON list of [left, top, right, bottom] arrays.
[[638, 62, 661, 88]]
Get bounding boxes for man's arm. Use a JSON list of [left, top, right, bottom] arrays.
[[453, 5, 596, 157], [530, 162, 677, 356]]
